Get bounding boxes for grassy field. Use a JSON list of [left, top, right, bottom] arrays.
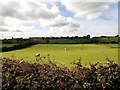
[[1, 44, 118, 67]]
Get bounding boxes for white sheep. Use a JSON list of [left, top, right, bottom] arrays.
[[35, 53, 41, 61], [65, 48, 69, 51], [35, 53, 40, 57], [65, 48, 67, 51]]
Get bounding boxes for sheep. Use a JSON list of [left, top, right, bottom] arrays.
[[64, 48, 69, 51], [64, 48, 67, 51], [35, 53, 41, 62], [35, 53, 40, 57]]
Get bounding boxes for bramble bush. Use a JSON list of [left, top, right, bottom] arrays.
[[1, 57, 120, 90]]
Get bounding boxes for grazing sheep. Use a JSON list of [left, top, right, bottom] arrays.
[[35, 53, 41, 61], [65, 48, 69, 51], [35, 53, 40, 57], [64, 48, 67, 51]]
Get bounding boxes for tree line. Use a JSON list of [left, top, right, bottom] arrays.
[[1, 35, 119, 52]]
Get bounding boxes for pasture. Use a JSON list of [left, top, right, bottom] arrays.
[[1, 44, 118, 67]]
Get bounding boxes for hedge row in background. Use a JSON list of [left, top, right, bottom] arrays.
[[2, 35, 119, 45], [1, 37, 119, 52], [1, 58, 120, 90], [1, 43, 38, 52]]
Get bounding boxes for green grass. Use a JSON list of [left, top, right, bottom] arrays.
[[1, 44, 118, 67]]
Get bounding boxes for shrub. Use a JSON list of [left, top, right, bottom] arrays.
[[1, 57, 120, 90]]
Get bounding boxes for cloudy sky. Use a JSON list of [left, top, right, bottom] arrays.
[[0, 0, 119, 39]]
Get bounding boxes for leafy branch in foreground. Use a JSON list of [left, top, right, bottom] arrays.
[[1, 57, 120, 90]]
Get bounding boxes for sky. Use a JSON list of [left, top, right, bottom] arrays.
[[0, 0, 119, 39]]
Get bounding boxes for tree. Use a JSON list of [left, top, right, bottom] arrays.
[[115, 35, 119, 37], [45, 38, 50, 44], [86, 35, 90, 38]]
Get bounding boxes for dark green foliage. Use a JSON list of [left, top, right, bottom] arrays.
[[1, 36, 119, 52], [1, 43, 37, 52], [2, 35, 119, 45], [1, 57, 120, 90]]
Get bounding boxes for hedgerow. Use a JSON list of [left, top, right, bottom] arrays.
[[1, 57, 120, 90]]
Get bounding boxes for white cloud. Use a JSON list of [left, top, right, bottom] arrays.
[[61, 1, 117, 20], [39, 14, 80, 34], [60, 0, 119, 2], [49, 16, 80, 34], [0, 0, 60, 38], [1, 0, 60, 20], [76, 18, 118, 36], [39, 14, 67, 27], [0, 0, 118, 38], [49, 15, 68, 27], [0, 24, 34, 32]]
